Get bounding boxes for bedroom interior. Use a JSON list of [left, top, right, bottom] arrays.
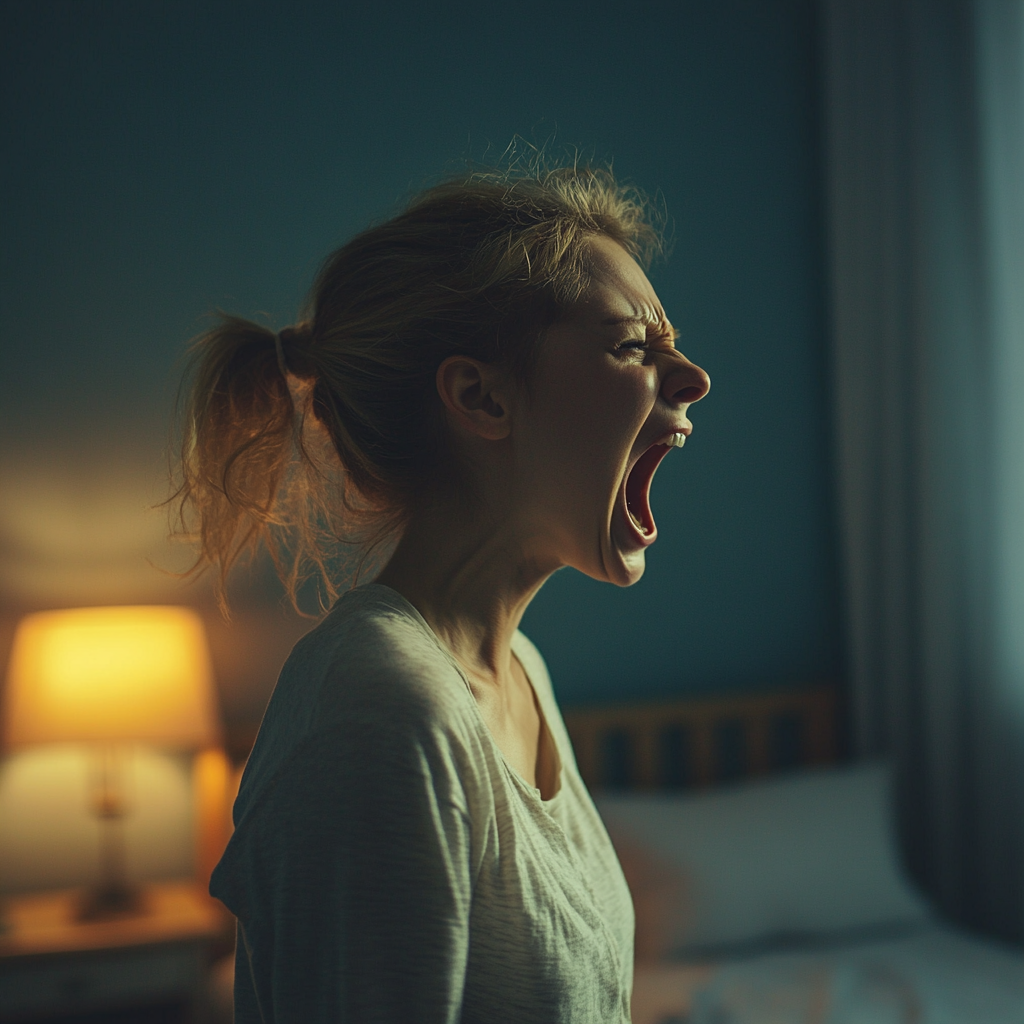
[[1, 1, 1022, 1022]]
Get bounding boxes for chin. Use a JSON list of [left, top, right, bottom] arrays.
[[615, 551, 647, 587], [592, 544, 647, 588], [598, 506, 653, 586]]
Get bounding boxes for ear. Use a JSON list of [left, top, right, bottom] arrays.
[[436, 356, 512, 441]]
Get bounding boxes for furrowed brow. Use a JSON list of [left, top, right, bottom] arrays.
[[602, 314, 678, 343], [601, 315, 652, 327]]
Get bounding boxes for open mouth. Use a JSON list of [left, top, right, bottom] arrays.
[[623, 442, 673, 543]]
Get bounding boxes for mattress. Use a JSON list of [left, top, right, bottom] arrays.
[[632, 923, 1024, 1024], [594, 764, 1024, 1024]]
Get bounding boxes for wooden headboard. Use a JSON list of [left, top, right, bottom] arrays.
[[563, 684, 839, 791]]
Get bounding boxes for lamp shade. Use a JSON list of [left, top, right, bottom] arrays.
[[3, 606, 220, 749]]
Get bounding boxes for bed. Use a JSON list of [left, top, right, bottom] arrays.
[[563, 686, 1024, 1024]]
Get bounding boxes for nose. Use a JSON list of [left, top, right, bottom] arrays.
[[660, 351, 710, 406]]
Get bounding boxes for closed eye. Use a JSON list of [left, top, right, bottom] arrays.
[[616, 340, 648, 352]]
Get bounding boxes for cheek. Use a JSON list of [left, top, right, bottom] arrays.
[[532, 360, 652, 444], [523, 369, 652, 514]]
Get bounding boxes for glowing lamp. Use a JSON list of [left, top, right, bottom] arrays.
[[3, 606, 221, 918], [4, 606, 219, 749]]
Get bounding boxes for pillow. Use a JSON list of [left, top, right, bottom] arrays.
[[594, 761, 933, 960]]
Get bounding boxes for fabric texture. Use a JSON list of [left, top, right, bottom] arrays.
[[211, 584, 634, 1023]]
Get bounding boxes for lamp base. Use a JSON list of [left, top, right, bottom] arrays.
[[77, 882, 142, 921]]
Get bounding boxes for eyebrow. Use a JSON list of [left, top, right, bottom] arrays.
[[601, 315, 653, 326], [602, 314, 679, 341]]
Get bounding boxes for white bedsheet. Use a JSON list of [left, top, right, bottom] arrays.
[[632, 924, 1024, 1024]]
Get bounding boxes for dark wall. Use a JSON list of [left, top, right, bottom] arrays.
[[0, 0, 840, 716]]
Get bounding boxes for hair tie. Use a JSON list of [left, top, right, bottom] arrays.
[[273, 331, 289, 379]]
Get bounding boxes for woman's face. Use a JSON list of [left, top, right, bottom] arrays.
[[512, 234, 710, 586]]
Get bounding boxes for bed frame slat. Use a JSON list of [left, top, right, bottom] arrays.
[[563, 684, 838, 791]]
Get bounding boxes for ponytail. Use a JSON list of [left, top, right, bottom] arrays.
[[172, 315, 339, 613]]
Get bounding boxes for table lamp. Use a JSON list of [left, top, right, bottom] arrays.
[[2, 605, 221, 919]]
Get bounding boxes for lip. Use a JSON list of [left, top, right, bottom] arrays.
[[654, 422, 692, 446]]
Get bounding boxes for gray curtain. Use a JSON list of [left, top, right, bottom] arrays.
[[823, 0, 1024, 942]]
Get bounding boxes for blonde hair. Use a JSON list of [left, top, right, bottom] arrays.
[[171, 161, 666, 611]]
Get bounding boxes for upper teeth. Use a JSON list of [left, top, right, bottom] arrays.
[[668, 432, 686, 448]]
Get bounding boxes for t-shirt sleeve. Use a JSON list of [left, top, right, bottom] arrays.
[[214, 714, 474, 1024]]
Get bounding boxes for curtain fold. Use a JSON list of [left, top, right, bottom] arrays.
[[823, 0, 1024, 943]]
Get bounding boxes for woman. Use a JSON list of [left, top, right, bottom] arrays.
[[178, 164, 709, 1022]]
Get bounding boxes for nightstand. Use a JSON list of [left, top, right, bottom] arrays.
[[0, 881, 230, 1022]]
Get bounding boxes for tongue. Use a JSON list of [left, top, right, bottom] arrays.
[[625, 444, 668, 536]]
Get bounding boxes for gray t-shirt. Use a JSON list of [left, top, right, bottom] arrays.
[[211, 584, 634, 1023]]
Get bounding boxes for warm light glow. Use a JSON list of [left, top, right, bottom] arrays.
[[3, 606, 220, 748], [193, 747, 232, 885]]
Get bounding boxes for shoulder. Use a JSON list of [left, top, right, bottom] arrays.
[[237, 585, 483, 815], [295, 584, 467, 713]]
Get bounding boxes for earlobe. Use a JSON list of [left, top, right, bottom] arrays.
[[436, 356, 512, 441]]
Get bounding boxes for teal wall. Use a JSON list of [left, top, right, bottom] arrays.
[[518, 7, 841, 703], [1, 1, 840, 712]]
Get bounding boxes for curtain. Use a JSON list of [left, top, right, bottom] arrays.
[[823, 0, 1024, 943]]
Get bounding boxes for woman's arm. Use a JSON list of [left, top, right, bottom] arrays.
[[219, 721, 474, 1023]]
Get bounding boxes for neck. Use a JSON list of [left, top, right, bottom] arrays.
[[374, 495, 556, 685]]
